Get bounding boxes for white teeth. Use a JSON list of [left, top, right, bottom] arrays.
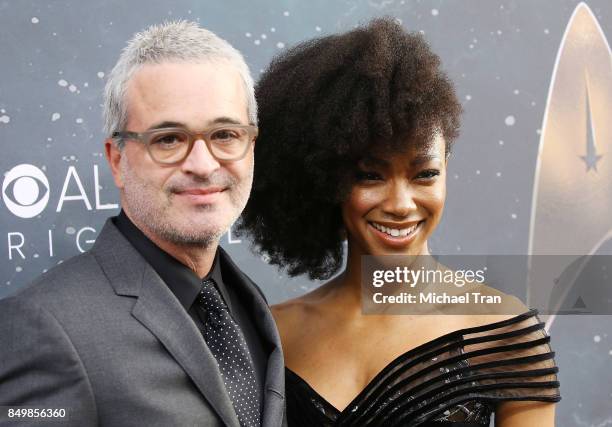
[[371, 222, 419, 237]]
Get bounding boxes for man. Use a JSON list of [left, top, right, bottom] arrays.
[[0, 21, 285, 427]]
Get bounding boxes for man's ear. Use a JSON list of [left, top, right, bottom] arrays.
[[105, 138, 124, 189]]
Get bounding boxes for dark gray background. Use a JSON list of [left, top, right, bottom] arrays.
[[1, 1, 611, 425]]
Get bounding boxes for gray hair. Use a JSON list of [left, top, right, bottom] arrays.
[[103, 20, 257, 143]]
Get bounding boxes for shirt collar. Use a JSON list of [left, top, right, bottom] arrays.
[[113, 210, 229, 312]]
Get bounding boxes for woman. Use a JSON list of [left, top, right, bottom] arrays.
[[239, 19, 560, 426]]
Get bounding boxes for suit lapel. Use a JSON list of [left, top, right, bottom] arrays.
[[131, 265, 240, 427], [219, 248, 286, 427], [92, 220, 240, 427]]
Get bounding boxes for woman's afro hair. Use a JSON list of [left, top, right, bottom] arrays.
[[237, 18, 462, 280]]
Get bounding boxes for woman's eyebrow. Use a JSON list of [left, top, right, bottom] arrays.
[[410, 154, 441, 166], [360, 156, 388, 167], [361, 154, 441, 167]]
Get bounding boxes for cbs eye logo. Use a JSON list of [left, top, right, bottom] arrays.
[[2, 164, 50, 218]]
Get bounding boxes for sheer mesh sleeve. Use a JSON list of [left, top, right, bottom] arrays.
[[285, 309, 561, 427]]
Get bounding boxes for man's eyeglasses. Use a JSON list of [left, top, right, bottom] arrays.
[[112, 125, 258, 165]]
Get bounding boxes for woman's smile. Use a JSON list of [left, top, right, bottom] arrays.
[[367, 220, 424, 248]]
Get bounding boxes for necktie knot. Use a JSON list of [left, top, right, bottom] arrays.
[[199, 278, 227, 308], [199, 279, 228, 328]]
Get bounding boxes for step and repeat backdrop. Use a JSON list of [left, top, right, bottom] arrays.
[[1, 1, 611, 425]]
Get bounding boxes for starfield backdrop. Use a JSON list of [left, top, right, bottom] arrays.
[[1, 1, 611, 425]]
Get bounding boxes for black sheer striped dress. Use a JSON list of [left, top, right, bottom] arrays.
[[285, 309, 560, 426]]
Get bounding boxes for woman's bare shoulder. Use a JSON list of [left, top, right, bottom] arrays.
[[271, 280, 340, 323], [460, 283, 532, 325], [271, 296, 308, 324], [271, 290, 326, 344]]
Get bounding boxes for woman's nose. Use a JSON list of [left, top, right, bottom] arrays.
[[381, 181, 417, 218]]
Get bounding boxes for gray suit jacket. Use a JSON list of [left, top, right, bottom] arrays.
[[0, 219, 286, 427]]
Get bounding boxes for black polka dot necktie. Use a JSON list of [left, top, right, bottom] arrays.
[[196, 279, 261, 427]]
